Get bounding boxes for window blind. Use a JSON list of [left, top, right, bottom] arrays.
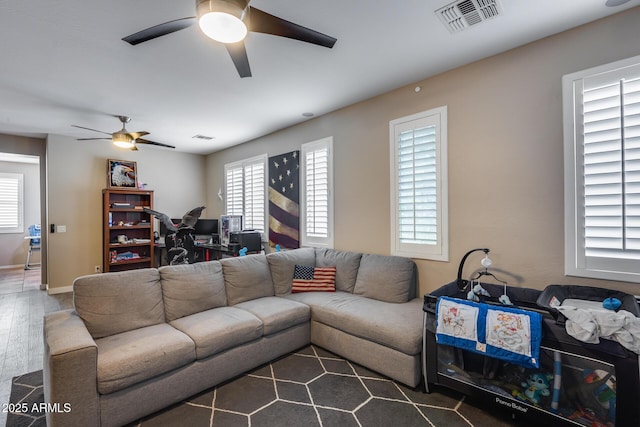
[[582, 74, 640, 259], [243, 161, 265, 232], [224, 155, 267, 234], [225, 166, 244, 217], [305, 146, 329, 238], [0, 173, 23, 233], [397, 126, 438, 245]]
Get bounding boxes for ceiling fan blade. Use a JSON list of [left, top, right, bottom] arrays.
[[130, 144, 139, 151], [129, 131, 150, 140], [71, 125, 112, 136], [77, 138, 111, 141], [225, 41, 252, 78], [122, 17, 197, 45], [248, 7, 337, 48], [136, 138, 176, 149]]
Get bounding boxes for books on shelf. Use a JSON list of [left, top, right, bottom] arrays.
[[111, 202, 134, 208]]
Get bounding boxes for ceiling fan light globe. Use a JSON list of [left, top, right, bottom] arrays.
[[199, 12, 247, 43], [112, 133, 134, 149]]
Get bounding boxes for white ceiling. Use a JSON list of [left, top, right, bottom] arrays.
[[0, 0, 638, 154]]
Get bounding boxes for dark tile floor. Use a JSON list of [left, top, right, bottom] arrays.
[[129, 345, 528, 427]]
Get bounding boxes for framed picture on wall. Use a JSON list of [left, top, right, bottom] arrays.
[[107, 159, 137, 189]]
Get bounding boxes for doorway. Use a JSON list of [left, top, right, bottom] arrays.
[[0, 152, 44, 295]]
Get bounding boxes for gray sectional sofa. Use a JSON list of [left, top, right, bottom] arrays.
[[43, 247, 424, 427]]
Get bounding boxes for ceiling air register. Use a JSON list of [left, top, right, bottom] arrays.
[[436, 0, 502, 33]]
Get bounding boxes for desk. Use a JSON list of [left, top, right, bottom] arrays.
[[154, 242, 233, 267], [197, 243, 232, 261]]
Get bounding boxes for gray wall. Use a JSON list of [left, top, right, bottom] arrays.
[[206, 7, 640, 297]]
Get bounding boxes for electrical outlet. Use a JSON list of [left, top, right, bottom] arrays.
[[94, 265, 101, 273]]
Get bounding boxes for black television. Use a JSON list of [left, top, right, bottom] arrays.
[[194, 219, 219, 237]]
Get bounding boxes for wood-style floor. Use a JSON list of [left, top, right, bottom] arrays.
[[0, 267, 73, 426], [0, 267, 42, 295]]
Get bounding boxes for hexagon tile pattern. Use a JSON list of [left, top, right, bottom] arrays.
[[132, 345, 527, 426]]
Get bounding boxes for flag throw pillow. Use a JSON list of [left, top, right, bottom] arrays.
[[292, 265, 336, 292]]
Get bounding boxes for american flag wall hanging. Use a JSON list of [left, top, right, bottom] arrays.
[[268, 150, 300, 249]]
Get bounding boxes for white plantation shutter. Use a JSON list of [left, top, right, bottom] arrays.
[[301, 137, 333, 248], [243, 161, 265, 231], [0, 173, 24, 233], [224, 155, 267, 233], [390, 107, 448, 260], [398, 126, 437, 244], [564, 55, 640, 282], [225, 165, 244, 216]]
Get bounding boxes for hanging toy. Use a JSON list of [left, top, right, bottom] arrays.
[[499, 291, 513, 305], [468, 283, 490, 302]]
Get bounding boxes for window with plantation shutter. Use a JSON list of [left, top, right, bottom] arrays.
[[0, 173, 24, 234], [301, 137, 333, 248], [390, 107, 448, 260], [563, 54, 640, 283], [224, 154, 267, 233]]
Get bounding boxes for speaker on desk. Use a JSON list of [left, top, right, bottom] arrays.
[[211, 234, 220, 245]]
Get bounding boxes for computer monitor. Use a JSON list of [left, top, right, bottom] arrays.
[[194, 219, 219, 238]]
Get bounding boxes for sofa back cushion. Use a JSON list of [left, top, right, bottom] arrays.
[[220, 253, 275, 305], [73, 268, 165, 339], [159, 261, 227, 322], [315, 248, 362, 293], [353, 254, 416, 303], [266, 247, 316, 295]]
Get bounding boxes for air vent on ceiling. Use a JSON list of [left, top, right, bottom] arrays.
[[436, 0, 502, 33]]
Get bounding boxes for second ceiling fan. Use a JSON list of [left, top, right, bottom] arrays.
[[122, 0, 338, 78]]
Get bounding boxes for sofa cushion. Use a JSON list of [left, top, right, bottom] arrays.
[[353, 254, 416, 303], [220, 253, 275, 305], [95, 323, 195, 394], [266, 247, 316, 295], [234, 296, 310, 335], [170, 307, 263, 359], [73, 269, 164, 339], [285, 292, 423, 355], [315, 248, 362, 293], [159, 261, 227, 322]]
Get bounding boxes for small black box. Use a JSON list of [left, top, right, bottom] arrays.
[[229, 230, 262, 253]]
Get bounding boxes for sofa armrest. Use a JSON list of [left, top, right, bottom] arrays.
[[43, 309, 100, 427]]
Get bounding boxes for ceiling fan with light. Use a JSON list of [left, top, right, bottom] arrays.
[[72, 116, 175, 151], [121, 0, 337, 78]]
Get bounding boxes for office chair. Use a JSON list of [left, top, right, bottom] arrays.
[[25, 224, 41, 270]]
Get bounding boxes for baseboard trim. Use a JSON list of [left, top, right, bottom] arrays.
[[47, 285, 73, 295]]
